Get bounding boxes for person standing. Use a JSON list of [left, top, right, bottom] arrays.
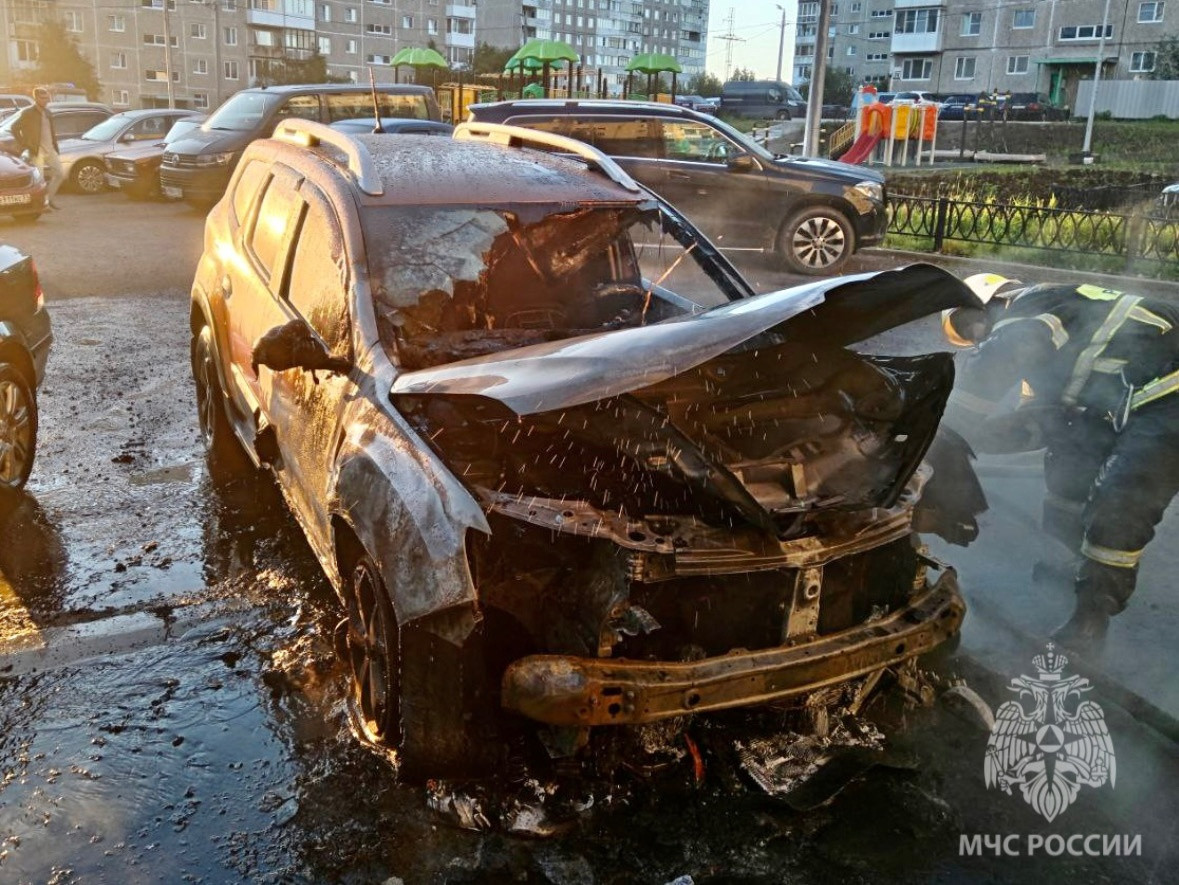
[[12, 87, 63, 210]]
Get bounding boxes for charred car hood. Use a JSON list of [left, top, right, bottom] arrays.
[[392, 265, 979, 531], [391, 264, 975, 416]]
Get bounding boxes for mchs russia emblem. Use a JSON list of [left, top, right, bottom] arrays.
[[984, 644, 1116, 822]]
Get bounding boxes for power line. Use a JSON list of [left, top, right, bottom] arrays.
[[716, 7, 745, 81]]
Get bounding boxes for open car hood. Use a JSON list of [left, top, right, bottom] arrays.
[[390, 264, 978, 416]]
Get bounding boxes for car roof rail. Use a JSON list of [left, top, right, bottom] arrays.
[[272, 118, 384, 196], [453, 121, 641, 193]]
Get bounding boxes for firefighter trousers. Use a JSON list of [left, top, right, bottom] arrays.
[[1041, 397, 1179, 612]]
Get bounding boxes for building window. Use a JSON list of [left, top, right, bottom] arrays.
[[428, 17, 438, 35], [847, 45, 857, 54], [109, 14, 126, 32], [224, 26, 238, 45], [315, 35, 330, 54], [225, 60, 239, 79], [111, 52, 128, 69], [869, 30, 890, 39], [1058, 24, 1113, 39], [190, 23, 207, 38], [143, 34, 179, 47], [366, 54, 392, 64], [901, 58, 932, 79], [320, 3, 330, 20], [896, 9, 939, 34], [222, 0, 236, 9], [254, 28, 277, 46], [866, 52, 888, 61], [954, 56, 976, 79], [1139, 1, 1165, 21], [15, 40, 38, 63], [1007, 55, 1029, 74], [64, 11, 84, 32], [1013, 9, 1035, 28], [366, 23, 391, 34], [401, 14, 414, 27], [141, 0, 178, 8], [852, 2, 862, 10], [113, 89, 130, 106], [1131, 50, 1157, 71], [345, 7, 357, 21], [145, 69, 178, 81], [346, 38, 357, 53], [870, 8, 892, 17], [847, 24, 859, 34], [194, 92, 209, 109], [961, 12, 981, 36], [194, 58, 209, 74]]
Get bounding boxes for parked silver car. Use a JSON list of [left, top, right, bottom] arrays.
[[58, 108, 201, 194]]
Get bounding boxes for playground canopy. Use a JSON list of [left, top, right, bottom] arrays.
[[390, 46, 448, 69], [625, 53, 683, 74], [507, 39, 579, 68]]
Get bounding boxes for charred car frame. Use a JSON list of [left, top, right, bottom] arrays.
[[189, 119, 976, 775]]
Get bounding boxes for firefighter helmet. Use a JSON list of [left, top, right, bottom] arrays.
[[942, 273, 1024, 346]]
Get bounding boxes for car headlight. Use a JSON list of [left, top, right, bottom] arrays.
[[196, 151, 236, 167], [853, 180, 884, 202]]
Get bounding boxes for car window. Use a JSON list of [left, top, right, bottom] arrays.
[[286, 185, 351, 354], [231, 158, 271, 227], [203, 91, 281, 132], [324, 92, 429, 122], [662, 120, 736, 164], [272, 95, 321, 126], [128, 115, 170, 138], [79, 113, 128, 141], [628, 216, 731, 310], [247, 166, 303, 284], [511, 115, 662, 159], [57, 112, 110, 139]]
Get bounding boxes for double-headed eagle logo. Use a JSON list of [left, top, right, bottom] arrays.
[[984, 643, 1116, 822]]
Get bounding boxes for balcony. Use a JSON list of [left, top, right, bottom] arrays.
[[445, 31, 475, 49], [895, 0, 944, 6], [891, 31, 941, 53], [446, 3, 476, 19], [246, 3, 313, 30]]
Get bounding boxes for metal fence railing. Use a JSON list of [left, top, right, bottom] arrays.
[[887, 194, 1179, 270]]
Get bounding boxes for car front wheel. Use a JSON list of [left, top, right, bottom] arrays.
[[192, 325, 249, 472], [71, 159, 106, 195], [344, 553, 402, 747], [777, 205, 854, 275], [0, 363, 37, 494]]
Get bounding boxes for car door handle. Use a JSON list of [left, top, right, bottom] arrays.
[[668, 171, 693, 181]]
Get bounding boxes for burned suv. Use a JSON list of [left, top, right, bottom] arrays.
[[189, 119, 974, 775]]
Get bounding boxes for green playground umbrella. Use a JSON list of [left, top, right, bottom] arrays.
[[390, 46, 448, 68], [625, 53, 683, 74], [509, 38, 579, 65], [504, 56, 544, 73]]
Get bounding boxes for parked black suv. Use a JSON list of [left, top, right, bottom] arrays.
[[160, 84, 440, 205], [467, 99, 886, 274], [0, 245, 51, 494]]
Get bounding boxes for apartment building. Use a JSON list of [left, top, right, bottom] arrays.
[[1, 0, 476, 110], [808, 0, 1176, 107], [476, 0, 708, 92]]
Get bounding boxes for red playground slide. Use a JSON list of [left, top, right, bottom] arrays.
[[840, 130, 881, 165]]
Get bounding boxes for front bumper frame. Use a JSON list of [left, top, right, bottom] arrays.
[[502, 569, 964, 727]]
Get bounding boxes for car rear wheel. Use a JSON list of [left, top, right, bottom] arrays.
[[775, 109, 790, 121], [777, 205, 854, 275], [0, 363, 37, 493], [71, 159, 106, 195], [192, 326, 250, 473], [343, 553, 402, 747]]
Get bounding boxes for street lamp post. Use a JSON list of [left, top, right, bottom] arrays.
[[775, 4, 786, 84], [1081, 0, 1112, 157], [804, 0, 831, 156]]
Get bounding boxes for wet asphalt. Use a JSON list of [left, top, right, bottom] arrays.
[[0, 194, 1177, 883]]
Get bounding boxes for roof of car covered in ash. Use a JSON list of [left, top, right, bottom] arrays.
[[345, 133, 652, 207]]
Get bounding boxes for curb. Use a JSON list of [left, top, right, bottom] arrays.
[[861, 246, 1179, 301]]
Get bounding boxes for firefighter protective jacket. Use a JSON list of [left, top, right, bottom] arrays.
[[948, 283, 1179, 428]]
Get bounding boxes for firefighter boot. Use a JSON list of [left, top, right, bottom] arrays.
[[1050, 595, 1114, 655]]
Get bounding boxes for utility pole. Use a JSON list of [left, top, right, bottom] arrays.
[[1082, 0, 1112, 157], [775, 4, 787, 84], [717, 8, 743, 81], [804, 0, 831, 155], [162, 0, 176, 108]]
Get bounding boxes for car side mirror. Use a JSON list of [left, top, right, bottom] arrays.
[[120, 132, 136, 143], [251, 320, 350, 379], [728, 154, 756, 173]]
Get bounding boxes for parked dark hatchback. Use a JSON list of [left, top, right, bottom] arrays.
[[468, 99, 887, 274], [0, 245, 51, 493], [160, 84, 440, 204], [104, 115, 206, 199]]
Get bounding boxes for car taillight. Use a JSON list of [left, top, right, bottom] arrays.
[[30, 259, 44, 311]]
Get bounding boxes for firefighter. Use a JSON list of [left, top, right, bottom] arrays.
[[942, 273, 1179, 649]]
